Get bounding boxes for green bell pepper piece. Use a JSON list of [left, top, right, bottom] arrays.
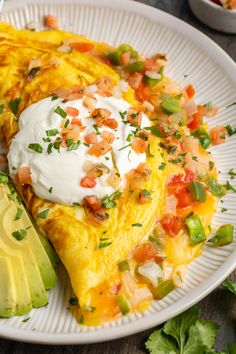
[[116, 294, 130, 315], [160, 97, 180, 115], [209, 224, 234, 247], [185, 214, 206, 244], [188, 182, 206, 202], [118, 260, 130, 272], [153, 279, 175, 300], [123, 61, 145, 73], [144, 66, 164, 88], [192, 128, 212, 149]]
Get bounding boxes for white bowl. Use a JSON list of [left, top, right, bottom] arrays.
[[189, 0, 236, 34]]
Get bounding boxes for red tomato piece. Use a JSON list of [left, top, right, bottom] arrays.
[[80, 176, 96, 188], [160, 214, 183, 237]]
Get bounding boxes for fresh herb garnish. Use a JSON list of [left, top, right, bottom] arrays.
[[64, 119, 70, 128], [84, 305, 96, 312], [223, 278, 236, 296], [229, 168, 236, 178], [209, 161, 214, 171], [221, 208, 228, 213], [132, 223, 142, 227], [12, 229, 27, 241], [226, 181, 236, 193], [119, 110, 128, 124], [93, 124, 100, 135], [51, 96, 58, 101], [47, 143, 53, 154], [169, 153, 186, 164], [15, 208, 23, 220], [118, 143, 131, 151], [226, 101, 236, 109], [53, 139, 62, 151], [37, 209, 49, 219], [144, 126, 166, 138], [48, 186, 53, 194], [225, 125, 236, 136], [28, 143, 43, 153], [145, 306, 220, 354], [102, 191, 122, 209], [22, 317, 31, 323], [46, 129, 59, 136], [147, 143, 154, 158], [204, 101, 213, 110], [43, 137, 51, 143], [69, 297, 78, 306], [9, 97, 22, 115], [192, 156, 198, 162], [83, 142, 89, 147], [66, 139, 80, 151], [0, 104, 4, 113], [54, 106, 67, 118], [159, 162, 166, 170], [28, 67, 41, 78], [95, 241, 112, 250]]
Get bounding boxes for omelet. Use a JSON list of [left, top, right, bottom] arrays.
[[0, 23, 217, 325]]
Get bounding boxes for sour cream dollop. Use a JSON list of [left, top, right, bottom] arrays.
[[8, 94, 149, 205]]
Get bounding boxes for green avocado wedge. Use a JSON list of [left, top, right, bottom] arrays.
[[0, 173, 58, 318]]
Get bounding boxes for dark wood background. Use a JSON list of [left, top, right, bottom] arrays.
[[0, 0, 236, 353]]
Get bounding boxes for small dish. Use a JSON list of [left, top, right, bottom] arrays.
[[189, 0, 236, 34]]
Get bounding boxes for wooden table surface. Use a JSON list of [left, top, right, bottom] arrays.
[[1, 0, 236, 353]]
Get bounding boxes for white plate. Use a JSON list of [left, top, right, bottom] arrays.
[[0, 0, 236, 345]]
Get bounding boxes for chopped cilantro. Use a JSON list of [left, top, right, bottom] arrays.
[[9, 97, 22, 115], [105, 156, 110, 160], [226, 181, 236, 193], [64, 119, 70, 128], [53, 139, 62, 151], [144, 126, 166, 138], [159, 162, 166, 170], [22, 317, 30, 323], [132, 223, 142, 227], [119, 110, 128, 124], [229, 168, 236, 177], [47, 143, 53, 154], [66, 139, 80, 151], [118, 143, 131, 151], [28, 67, 41, 78], [226, 102, 236, 109], [48, 186, 53, 194], [51, 96, 58, 101], [225, 125, 236, 136], [192, 156, 198, 162], [209, 161, 214, 171], [28, 143, 43, 153], [223, 278, 236, 296], [69, 297, 78, 306], [15, 208, 23, 220], [221, 208, 228, 213], [37, 208, 49, 219], [12, 229, 27, 241], [204, 101, 213, 110], [95, 241, 112, 250], [43, 137, 51, 143], [46, 129, 59, 136], [83, 305, 96, 312], [54, 106, 67, 118], [83, 142, 89, 147], [93, 124, 100, 135], [102, 191, 122, 209]]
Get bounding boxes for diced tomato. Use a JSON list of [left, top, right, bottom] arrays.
[[131, 137, 148, 153], [184, 168, 196, 182], [110, 283, 122, 295], [160, 214, 183, 237], [80, 176, 96, 188], [88, 140, 112, 157], [84, 132, 98, 145], [70, 42, 94, 53], [138, 190, 151, 204], [120, 52, 131, 66], [17, 166, 32, 185], [187, 105, 204, 130], [53, 87, 71, 99], [71, 118, 83, 127], [95, 76, 113, 91], [135, 82, 152, 102], [62, 126, 80, 141], [127, 108, 142, 126], [84, 195, 101, 210], [144, 58, 155, 71], [66, 92, 84, 101], [84, 195, 108, 224], [104, 118, 118, 129], [65, 107, 79, 117], [71, 86, 84, 94], [90, 108, 111, 127], [44, 14, 59, 29], [133, 242, 163, 263], [128, 72, 143, 90], [101, 130, 115, 143], [210, 125, 226, 145], [185, 84, 195, 99], [171, 174, 184, 184], [168, 182, 193, 208]]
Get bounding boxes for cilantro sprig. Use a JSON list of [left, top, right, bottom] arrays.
[[145, 306, 235, 354]]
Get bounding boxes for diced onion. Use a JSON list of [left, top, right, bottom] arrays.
[[83, 96, 97, 110], [183, 100, 198, 117], [166, 195, 177, 213], [25, 21, 40, 31], [118, 80, 129, 92], [162, 262, 173, 280], [143, 100, 155, 112], [137, 261, 163, 287], [145, 71, 161, 80], [84, 84, 97, 95], [129, 287, 153, 308], [57, 45, 72, 53], [111, 85, 122, 98], [121, 271, 137, 297]]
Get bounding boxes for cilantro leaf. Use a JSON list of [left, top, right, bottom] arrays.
[[223, 278, 236, 296], [163, 306, 199, 350], [145, 329, 178, 354], [9, 97, 22, 115], [144, 126, 166, 138]]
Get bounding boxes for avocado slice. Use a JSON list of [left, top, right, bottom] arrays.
[[38, 233, 60, 268], [0, 175, 58, 316], [0, 251, 32, 315], [0, 256, 17, 317]]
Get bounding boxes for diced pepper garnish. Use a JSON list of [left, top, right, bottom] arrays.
[[133, 242, 163, 263], [123, 61, 145, 73], [138, 189, 152, 204], [167, 181, 193, 208], [144, 66, 164, 87], [185, 84, 195, 99], [160, 214, 183, 237], [116, 294, 130, 315], [118, 260, 130, 272], [188, 182, 206, 202], [210, 125, 227, 145], [153, 279, 175, 300], [127, 108, 142, 126], [185, 214, 206, 244], [192, 128, 212, 149], [188, 105, 204, 130], [208, 224, 234, 247]]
